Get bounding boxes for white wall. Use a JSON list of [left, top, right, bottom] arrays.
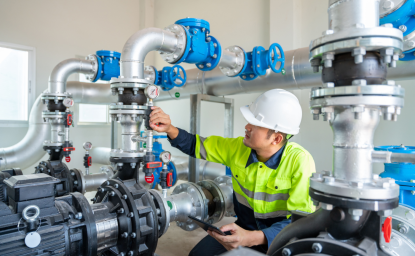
[[0, 0, 143, 174]]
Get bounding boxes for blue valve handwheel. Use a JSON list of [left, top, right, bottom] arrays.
[[169, 65, 187, 87], [269, 43, 285, 73]]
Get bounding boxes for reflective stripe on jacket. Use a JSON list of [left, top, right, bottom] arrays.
[[194, 135, 316, 218]]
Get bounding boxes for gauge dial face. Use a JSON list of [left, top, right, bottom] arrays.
[[83, 141, 92, 151], [145, 85, 160, 99], [63, 98, 74, 108], [160, 151, 171, 163]]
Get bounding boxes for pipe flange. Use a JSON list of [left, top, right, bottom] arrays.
[[144, 66, 157, 84], [379, 0, 407, 18], [41, 92, 72, 99], [310, 172, 400, 200], [43, 141, 63, 147], [172, 182, 208, 231], [219, 46, 246, 77], [108, 109, 146, 116], [310, 26, 403, 52], [84, 54, 100, 82], [310, 36, 403, 61], [310, 95, 404, 109], [197, 180, 225, 224], [309, 188, 399, 211], [380, 204, 415, 255], [149, 189, 170, 237], [109, 104, 148, 110], [403, 29, 415, 52], [213, 176, 235, 217], [110, 78, 150, 89], [160, 24, 187, 64], [109, 149, 145, 158], [310, 85, 405, 99]]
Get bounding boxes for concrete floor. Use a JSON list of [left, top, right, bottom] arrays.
[[155, 216, 235, 256]]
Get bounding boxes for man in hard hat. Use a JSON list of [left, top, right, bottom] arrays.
[[149, 89, 315, 255]]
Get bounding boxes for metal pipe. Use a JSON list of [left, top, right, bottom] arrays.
[[120, 27, 180, 80], [90, 147, 112, 165], [66, 81, 115, 104], [331, 107, 380, 182], [390, 153, 415, 164], [0, 95, 49, 170], [48, 58, 97, 94], [66, 48, 415, 103]]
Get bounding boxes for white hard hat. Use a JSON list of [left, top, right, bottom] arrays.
[[240, 89, 302, 135]]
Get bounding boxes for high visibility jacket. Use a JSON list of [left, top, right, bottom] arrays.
[[194, 135, 316, 218], [169, 128, 316, 248]]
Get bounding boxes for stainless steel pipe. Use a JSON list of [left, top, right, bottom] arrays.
[[120, 27, 180, 80], [0, 95, 49, 170], [48, 58, 97, 94], [331, 107, 380, 182]]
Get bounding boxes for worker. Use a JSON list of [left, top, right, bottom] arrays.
[[149, 89, 316, 255]]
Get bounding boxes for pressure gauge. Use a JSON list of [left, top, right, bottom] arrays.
[[63, 98, 74, 108], [145, 85, 160, 99], [83, 141, 92, 151], [160, 151, 171, 164]]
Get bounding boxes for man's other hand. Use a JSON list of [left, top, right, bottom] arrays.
[[207, 223, 266, 251]]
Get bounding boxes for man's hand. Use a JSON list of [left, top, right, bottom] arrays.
[[207, 223, 266, 251], [149, 106, 179, 139]]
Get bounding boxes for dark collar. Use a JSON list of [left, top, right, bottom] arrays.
[[246, 145, 286, 169]]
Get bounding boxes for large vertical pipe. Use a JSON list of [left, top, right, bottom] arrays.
[[330, 107, 380, 182]]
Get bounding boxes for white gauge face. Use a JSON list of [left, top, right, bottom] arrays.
[[63, 98, 74, 108], [160, 151, 171, 163], [145, 85, 160, 99], [83, 141, 92, 151]]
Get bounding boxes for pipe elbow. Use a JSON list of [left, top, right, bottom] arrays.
[[48, 58, 97, 94], [120, 27, 180, 79]]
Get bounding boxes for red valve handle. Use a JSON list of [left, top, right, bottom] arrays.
[[167, 172, 173, 187], [382, 216, 392, 243], [67, 114, 73, 126], [63, 147, 75, 152], [145, 174, 155, 184], [65, 156, 71, 163], [145, 162, 162, 168], [87, 156, 92, 167]]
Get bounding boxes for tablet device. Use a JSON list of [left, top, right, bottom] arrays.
[[188, 216, 227, 236]]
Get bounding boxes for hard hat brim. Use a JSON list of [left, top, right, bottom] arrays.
[[240, 105, 274, 130], [240, 105, 300, 135]]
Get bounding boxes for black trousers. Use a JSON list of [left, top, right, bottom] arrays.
[[188, 233, 267, 256]]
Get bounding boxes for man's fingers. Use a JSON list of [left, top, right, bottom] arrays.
[[150, 117, 169, 125], [151, 106, 160, 110], [220, 223, 237, 233], [149, 108, 164, 117]]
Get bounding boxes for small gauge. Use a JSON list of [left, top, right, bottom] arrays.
[[63, 98, 74, 108], [83, 141, 92, 151], [145, 85, 160, 99], [160, 151, 171, 164]]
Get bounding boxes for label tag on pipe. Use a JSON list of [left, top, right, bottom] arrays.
[[145, 174, 154, 184]]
